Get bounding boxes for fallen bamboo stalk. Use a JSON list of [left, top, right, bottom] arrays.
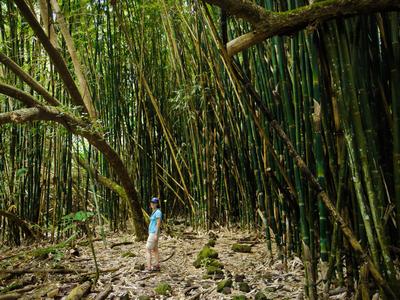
[[161, 250, 175, 262], [0, 267, 119, 275], [8, 284, 43, 294], [94, 284, 112, 300], [183, 285, 200, 295], [65, 281, 91, 300], [0, 293, 21, 300], [110, 241, 133, 249], [0, 286, 45, 300], [0, 268, 80, 275]]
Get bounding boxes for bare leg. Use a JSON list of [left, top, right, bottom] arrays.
[[146, 248, 152, 270], [153, 246, 160, 268]]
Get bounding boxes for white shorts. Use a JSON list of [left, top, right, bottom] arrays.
[[146, 233, 158, 250]]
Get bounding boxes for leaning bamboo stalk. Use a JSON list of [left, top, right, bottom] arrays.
[[13, 0, 88, 112], [49, 0, 96, 119], [201, 6, 396, 298]]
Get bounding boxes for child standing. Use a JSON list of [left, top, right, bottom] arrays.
[[146, 197, 162, 271]]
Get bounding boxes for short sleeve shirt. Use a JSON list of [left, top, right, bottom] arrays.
[[149, 209, 162, 234]]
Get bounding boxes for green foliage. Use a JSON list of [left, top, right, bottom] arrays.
[[255, 292, 268, 300], [206, 239, 216, 247], [231, 244, 252, 253], [61, 211, 94, 233], [232, 296, 247, 300], [15, 168, 28, 179], [32, 246, 58, 259], [122, 251, 136, 258], [217, 279, 233, 293], [239, 282, 250, 293], [72, 211, 95, 222], [154, 282, 172, 296], [0, 280, 24, 294]]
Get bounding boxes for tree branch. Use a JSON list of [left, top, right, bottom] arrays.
[[205, 0, 270, 25], [204, 0, 400, 56], [0, 82, 45, 107], [0, 52, 61, 106], [0, 107, 56, 125], [75, 156, 150, 222]]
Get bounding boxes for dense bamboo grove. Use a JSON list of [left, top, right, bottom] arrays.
[[1, 0, 400, 298]]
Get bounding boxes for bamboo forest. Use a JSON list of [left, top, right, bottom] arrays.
[[1, 0, 400, 299]]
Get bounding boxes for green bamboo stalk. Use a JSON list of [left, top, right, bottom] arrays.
[[388, 13, 400, 242], [336, 21, 396, 282]]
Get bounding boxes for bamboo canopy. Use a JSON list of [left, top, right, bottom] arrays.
[[0, 0, 400, 298]]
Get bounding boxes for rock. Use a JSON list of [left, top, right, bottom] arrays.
[[193, 259, 202, 268], [231, 244, 251, 253], [238, 282, 250, 293], [265, 285, 281, 292], [234, 274, 245, 282], [217, 279, 233, 292], [208, 259, 224, 269], [193, 246, 218, 268], [255, 291, 268, 300], [202, 282, 212, 289], [65, 281, 91, 300], [209, 231, 218, 239], [184, 280, 193, 288], [138, 296, 151, 300], [134, 263, 145, 270], [207, 239, 216, 247], [296, 292, 304, 300], [213, 273, 225, 280], [47, 288, 59, 298], [122, 251, 136, 258], [69, 248, 80, 257], [0, 293, 20, 299], [260, 272, 273, 280], [206, 266, 224, 275], [232, 296, 247, 300], [154, 282, 172, 296], [222, 287, 232, 294], [198, 246, 218, 259], [119, 292, 129, 300]]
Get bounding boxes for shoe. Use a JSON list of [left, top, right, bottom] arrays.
[[151, 265, 161, 272]]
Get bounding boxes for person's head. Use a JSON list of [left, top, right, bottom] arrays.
[[150, 197, 160, 209]]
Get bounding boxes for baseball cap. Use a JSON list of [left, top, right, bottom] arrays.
[[151, 197, 159, 203]]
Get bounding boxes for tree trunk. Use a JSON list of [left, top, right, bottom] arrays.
[[205, 0, 400, 55]]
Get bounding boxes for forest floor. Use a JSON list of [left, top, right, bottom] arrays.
[[0, 227, 344, 299]]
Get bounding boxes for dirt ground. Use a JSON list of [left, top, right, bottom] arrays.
[[0, 228, 309, 299]]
